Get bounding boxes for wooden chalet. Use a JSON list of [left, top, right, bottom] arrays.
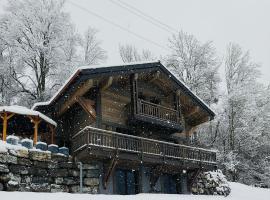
[[33, 61, 217, 194]]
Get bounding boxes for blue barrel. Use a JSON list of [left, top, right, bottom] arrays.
[[48, 144, 59, 154], [6, 136, 19, 145], [59, 147, 69, 156], [21, 139, 33, 149], [36, 142, 48, 151]]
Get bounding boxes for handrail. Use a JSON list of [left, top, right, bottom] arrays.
[[139, 99, 176, 112], [137, 99, 179, 123], [73, 126, 217, 153], [72, 126, 217, 164]]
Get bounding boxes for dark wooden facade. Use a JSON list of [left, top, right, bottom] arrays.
[[33, 61, 216, 194]]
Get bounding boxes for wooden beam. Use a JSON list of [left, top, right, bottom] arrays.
[[99, 76, 113, 91], [1, 112, 15, 141], [152, 78, 173, 96], [185, 126, 198, 137], [189, 115, 210, 127], [150, 165, 163, 190], [49, 124, 55, 144], [130, 73, 138, 115], [58, 79, 93, 116], [103, 155, 118, 189], [76, 97, 96, 120], [148, 71, 160, 83], [185, 106, 200, 118], [29, 116, 41, 145]]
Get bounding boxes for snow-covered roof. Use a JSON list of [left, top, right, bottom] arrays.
[[32, 61, 215, 117], [0, 105, 57, 126], [32, 61, 157, 110]]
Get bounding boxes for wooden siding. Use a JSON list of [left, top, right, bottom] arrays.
[[137, 80, 175, 109], [101, 83, 131, 126]]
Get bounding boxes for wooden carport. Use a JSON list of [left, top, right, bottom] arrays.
[[0, 106, 57, 145]]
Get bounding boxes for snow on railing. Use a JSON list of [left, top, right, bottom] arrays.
[[72, 126, 217, 164]]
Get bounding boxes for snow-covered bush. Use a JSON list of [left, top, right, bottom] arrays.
[[192, 170, 231, 196]]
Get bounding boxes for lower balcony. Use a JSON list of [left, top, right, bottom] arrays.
[[72, 126, 217, 169]]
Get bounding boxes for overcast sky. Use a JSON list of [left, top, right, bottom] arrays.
[[0, 0, 269, 84]]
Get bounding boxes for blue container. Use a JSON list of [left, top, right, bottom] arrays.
[[6, 136, 19, 145], [36, 142, 48, 151], [48, 144, 59, 154], [21, 139, 33, 149], [59, 147, 69, 156]]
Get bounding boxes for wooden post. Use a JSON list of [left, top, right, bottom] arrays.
[[29, 116, 41, 145], [175, 90, 182, 123], [49, 124, 55, 144], [1, 112, 15, 141], [130, 73, 138, 115], [96, 89, 102, 128]]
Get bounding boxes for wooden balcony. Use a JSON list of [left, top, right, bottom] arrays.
[[72, 126, 217, 169], [130, 99, 183, 131]]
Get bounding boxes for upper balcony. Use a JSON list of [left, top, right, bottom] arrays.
[[129, 98, 183, 132]]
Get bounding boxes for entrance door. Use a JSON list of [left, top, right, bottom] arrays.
[[115, 169, 138, 195], [163, 174, 177, 194]]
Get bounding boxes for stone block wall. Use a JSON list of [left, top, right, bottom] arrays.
[[0, 147, 100, 193]]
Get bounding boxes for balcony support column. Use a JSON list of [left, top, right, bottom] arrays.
[[96, 89, 102, 128], [175, 90, 182, 123], [130, 73, 139, 115]]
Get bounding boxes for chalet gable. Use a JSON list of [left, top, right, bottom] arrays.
[[32, 61, 215, 127]]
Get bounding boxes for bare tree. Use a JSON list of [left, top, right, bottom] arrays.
[[119, 44, 155, 63], [81, 27, 107, 65]]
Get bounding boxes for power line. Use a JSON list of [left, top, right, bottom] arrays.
[[115, 0, 179, 33], [67, 0, 170, 51], [108, 0, 175, 35]]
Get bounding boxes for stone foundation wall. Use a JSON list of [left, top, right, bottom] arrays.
[[0, 147, 100, 193]]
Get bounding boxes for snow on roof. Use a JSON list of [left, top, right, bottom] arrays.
[[31, 60, 215, 116], [78, 60, 158, 70], [31, 61, 159, 110], [0, 105, 57, 126]]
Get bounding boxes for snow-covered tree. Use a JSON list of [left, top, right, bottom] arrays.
[[0, 0, 107, 106], [0, 44, 17, 105], [0, 0, 78, 104], [119, 44, 155, 63], [81, 27, 107, 66], [166, 31, 220, 105], [199, 43, 270, 186]]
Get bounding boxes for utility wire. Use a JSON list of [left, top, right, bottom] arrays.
[[108, 0, 175, 35], [115, 0, 179, 33], [67, 0, 170, 51]]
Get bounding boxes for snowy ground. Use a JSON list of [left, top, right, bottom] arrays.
[[0, 182, 269, 200]]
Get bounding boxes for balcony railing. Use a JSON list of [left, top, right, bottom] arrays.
[[136, 99, 179, 123], [72, 126, 217, 165]]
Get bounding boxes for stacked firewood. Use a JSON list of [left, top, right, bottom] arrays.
[[191, 170, 231, 196]]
